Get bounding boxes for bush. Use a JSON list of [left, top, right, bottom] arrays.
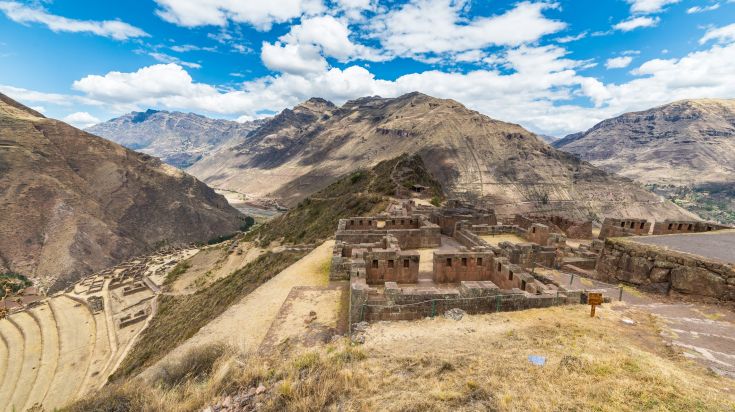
[[239, 216, 255, 232], [430, 196, 441, 207]]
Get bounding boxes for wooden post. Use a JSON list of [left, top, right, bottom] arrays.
[[588, 292, 602, 318]]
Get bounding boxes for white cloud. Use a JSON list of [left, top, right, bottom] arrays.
[[627, 0, 680, 13], [62, 112, 100, 128], [279, 15, 384, 62], [52, 37, 735, 137], [699, 23, 735, 44], [614, 16, 659, 31], [261, 42, 328, 75], [687, 4, 720, 13], [170, 44, 217, 52], [149, 52, 202, 69], [0, 84, 95, 106], [555, 31, 588, 43], [605, 56, 633, 69], [153, 0, 324, 30], [370, 0, 566, 57], [0, 1, 148, 40]]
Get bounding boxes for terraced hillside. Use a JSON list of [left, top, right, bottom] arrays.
[[0, 296, 114, 411]]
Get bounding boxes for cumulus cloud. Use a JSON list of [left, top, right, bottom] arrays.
[[699, 23, 735, 44], [279, 15, 384, 62], [614, 16, 659, 31], [370, 0, 566, 58], [626, 0, 680, 13], [0, 1, 148, 40], [62, 112, 100, 128], [261, 42, 328, 75], [605, 56, 633, 69], [153, 0, 324, 30]]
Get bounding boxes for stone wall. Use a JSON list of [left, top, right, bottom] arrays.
[[432, 251, 495, 283], [599, 218, 650, 239], [651, 220, 731, 235], [526, 223, 550, 245], [595, 239, 735, 301], [365, 250, 420, 284]]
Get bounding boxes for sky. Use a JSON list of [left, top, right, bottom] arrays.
[[1, 0, 734, 137]]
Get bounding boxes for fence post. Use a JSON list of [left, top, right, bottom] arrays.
[[360, 304, 365, 322], [619, 287, 623, 302], [431, 299, 436, 318], [569, 273, 574, 286], [495, 295, 501, 312]]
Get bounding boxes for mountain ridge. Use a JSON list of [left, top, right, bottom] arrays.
[[189, 91, 692, 221], [0, 93, 246, 291], [87, 109, 265, 169]]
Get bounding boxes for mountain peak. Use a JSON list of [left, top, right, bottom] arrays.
[[295, 97, 336, 113], [0, 92, 45, 119]]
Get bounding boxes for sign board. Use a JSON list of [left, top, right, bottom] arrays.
[[588, 292, 603, 306]]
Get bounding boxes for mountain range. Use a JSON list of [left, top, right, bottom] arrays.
[[87, 109, 265, 169], [0, 93, 246, 291], [554, 99, 735, 223], [187, 92, 689, 221]]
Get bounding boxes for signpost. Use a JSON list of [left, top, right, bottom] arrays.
[[588, 292, 603, 317]]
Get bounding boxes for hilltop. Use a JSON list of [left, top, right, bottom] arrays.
[[189, 92, 691, 221], [0, 93, 246, 291]]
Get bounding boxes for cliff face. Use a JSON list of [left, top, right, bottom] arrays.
[[0, 93, 245, 291], [87, 109, 265, 169], [189, 92, 691, 221]]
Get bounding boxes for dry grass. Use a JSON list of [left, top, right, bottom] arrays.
[[74, 305, 734, 412]]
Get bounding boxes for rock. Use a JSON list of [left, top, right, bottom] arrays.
[[621, 318, 636, 325], [352, 321, 369, 333], [351, 333, 366, 344], [650, 267, 671, 283], [222, 396, 232, 408], [671, 266, 725, 298], [444, 308, 466, 321], [256, 384, 266, 395]]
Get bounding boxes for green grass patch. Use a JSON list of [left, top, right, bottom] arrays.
[[163, 261, 191, 286], [0, 272, 32, 297]]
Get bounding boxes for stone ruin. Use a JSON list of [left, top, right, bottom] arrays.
[[598, 217, 731, 240], [331, 200, 595, 330]]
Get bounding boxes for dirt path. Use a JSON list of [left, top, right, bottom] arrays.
[[540, 268, 735, 377], [143, 241, 334, 379]]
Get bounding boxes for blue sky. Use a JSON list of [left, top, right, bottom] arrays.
[[1, 0, 734, 136]]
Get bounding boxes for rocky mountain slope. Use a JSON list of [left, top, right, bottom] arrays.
[[189, 92, 691, 221], [0, 93, 246, 291], [553, 99, 735, 223], [87, 110, 264, 169]]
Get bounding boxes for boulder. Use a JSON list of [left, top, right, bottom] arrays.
[[671, 266, 726, 298]]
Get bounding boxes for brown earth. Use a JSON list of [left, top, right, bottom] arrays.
[[0, 93, 245, 291], [189, 92, 692, 221]]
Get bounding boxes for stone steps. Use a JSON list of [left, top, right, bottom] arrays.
[[0, 318, 24, 412], [8, 311, 42, 411]]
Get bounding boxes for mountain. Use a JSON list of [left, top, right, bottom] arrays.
[[0, 93, 246, 291], [553, 99, 735, 223], [537, 134, 558, 143], [189, 92, 691, 221], [87, 109, 265, 169]]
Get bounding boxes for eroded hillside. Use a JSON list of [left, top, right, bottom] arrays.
[[190, 92, 690, 221], [0, 93, 246, 291]]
